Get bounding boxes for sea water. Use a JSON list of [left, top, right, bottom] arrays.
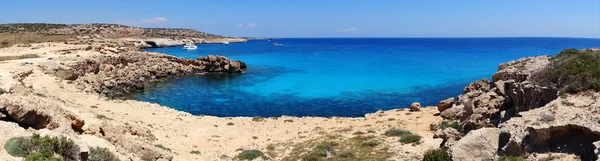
[[137, 38, 600, 117]]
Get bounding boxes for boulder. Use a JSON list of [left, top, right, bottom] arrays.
[[409, 102, 421, 111], [434, 127, 463, 148], [450, 128, 501, 161], [437, 97, 454, 112], [55, 69, 79, 80], [440, 105, 463, 120]]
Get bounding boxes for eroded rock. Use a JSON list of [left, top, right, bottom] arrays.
[[410, 102, 421, 111], [450, 128, 500, 161], [437, 97, 454, 112]]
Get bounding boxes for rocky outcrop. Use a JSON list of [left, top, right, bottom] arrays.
[[455, 79, 505, 133], [498, 93, 600, 161], [492, 56, 551, 82], [52, 52, 246, 98], [435, 55, 562, 158], [503, 81, 558, 113], [450, 128, 500, 161], [98, 122, 173, 161], [0, 94, 84, 133]]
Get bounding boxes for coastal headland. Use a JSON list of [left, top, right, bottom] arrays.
[[0, 23, 599, 161]]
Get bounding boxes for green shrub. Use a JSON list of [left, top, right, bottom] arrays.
[[4, 134, 77, 161], [89, 147, 120, 161], [439, 121, 461, 132], [360, 140, 380, 148], [422, 149, 452, 161], [1, 41, 9, 45], [384, 129, 412, 137], [533, 48, 600, 93], [498, 155, 527, 161], [190, 150, 201, 155], [252, 116, 265, 122], [4, 137, 32, 157], [237, 150, 265, 160], [154, 144, 171, 152], [227, 122, 234, 126], [24, 152, 61, 161], [399, 134, 422, 144], [338, 150, 355, 158], [353, 131, 365, 135]]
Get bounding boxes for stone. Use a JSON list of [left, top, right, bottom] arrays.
[[55, 69, 79, 80], [437, 97, 454, 112], [450, 128, 500, 161], [409, 102, 421, 111], [440, 105, 463, 120]]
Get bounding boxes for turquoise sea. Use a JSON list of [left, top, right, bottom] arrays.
[[138, 38, 600, 117]]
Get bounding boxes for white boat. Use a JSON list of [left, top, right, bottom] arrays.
[[183, 43, 197, 50], [273, 43, 283, 46], [221, 41, 230, 44]]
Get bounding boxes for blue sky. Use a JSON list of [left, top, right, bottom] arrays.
[[1, 0, 599, 38]]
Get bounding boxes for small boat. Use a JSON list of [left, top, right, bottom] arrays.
[[221, 41, 230, 44], [183, 43, 197, 50], [273, 43, 283, 46]]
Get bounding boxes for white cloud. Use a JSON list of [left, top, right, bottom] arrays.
[[114, 20, 132, 25], [141, 17, 167, 24], [338, 27, 358, 32], [236, 23, 257, 28]]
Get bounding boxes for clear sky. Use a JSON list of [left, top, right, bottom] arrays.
[[1, 0, 599, 38]]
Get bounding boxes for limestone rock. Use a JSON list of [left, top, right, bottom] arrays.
[[450, 128, 500, 161], [409, 102, 421, 111], [440, 105, 463, 120], [492, 56, 551, 82], [57, 52, 246, 98], [498, 93, 600, 160], [504, 81, 558, 113], [0, 94, 79, 133], [55, 69, 79, 80], [437, 97, 454, 112]]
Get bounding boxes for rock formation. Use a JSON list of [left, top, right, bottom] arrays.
[[52, 52, 246, 98], [433, 52, 600, 160]]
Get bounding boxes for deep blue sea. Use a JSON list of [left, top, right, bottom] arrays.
[[138, 38, 600, 117]]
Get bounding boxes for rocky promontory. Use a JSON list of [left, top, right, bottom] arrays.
[[432, 48, 600, 161], [52, 52, 246, 98]]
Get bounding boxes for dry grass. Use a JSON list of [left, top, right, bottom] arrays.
[[281, 135, 393, 161], [0, 33, 74, 47]]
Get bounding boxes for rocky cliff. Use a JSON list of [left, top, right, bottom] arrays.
[[432, 49, 600, 161]]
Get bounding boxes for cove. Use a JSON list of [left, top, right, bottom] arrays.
[[136, 38, 600, 117]]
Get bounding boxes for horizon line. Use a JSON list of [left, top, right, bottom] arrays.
[[242, 36, 600, 39]]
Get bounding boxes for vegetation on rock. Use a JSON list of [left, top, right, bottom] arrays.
[[533, 48, 600, 93], [422, 149, 452, 161], [384, 129, 411, 137], [89, 147, 120, 161], [237, 150, 265, 160], [4, 137, 31, 157], [4, 134, 78, 160], [282, 135, 392, 161]]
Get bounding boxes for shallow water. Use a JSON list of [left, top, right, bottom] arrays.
[[138, 38, 600, 117]]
